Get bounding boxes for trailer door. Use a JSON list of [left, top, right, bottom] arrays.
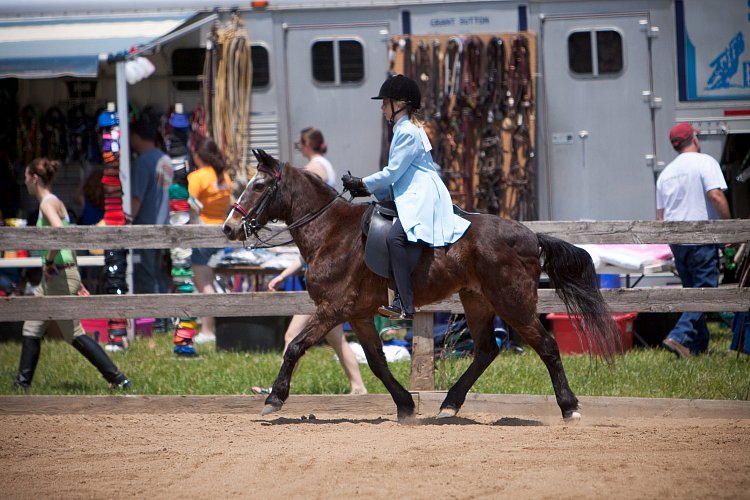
[[282, 20, 389, 187], [541, 13, 656, 220]]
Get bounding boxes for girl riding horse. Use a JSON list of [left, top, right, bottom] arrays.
[[223, 148, 620, 421], [343, 75, 470, 320]]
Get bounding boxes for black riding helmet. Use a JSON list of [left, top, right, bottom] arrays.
[[371, 74, 422, 110]]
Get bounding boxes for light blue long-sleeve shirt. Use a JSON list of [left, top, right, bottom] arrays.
[[363, 116, 470, 247]]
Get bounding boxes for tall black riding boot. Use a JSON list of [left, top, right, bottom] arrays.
[[14, 337, 41, 388], [382, 219, 416, 319], [72, 335, 130, 389]]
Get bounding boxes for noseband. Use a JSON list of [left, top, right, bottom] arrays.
[[232, 162, 282, 242], [232, 162, 281, 242], [232, 162, 343, 248]]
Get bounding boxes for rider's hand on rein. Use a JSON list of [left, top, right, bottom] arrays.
[[342, 172, 370, 198]]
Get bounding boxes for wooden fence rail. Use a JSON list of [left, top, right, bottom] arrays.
[[2, 219, 750, 250], [1, 220, 748, 390], [1, 288, 748, 322]]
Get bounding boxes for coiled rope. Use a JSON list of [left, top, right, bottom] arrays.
[[207, 14, 253, 192]]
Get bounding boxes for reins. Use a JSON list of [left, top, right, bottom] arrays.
[[234, 162, 346, 249], [242, 192, 344, 249]]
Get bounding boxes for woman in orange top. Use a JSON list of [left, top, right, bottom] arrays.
[[188, 138, 232, 343]]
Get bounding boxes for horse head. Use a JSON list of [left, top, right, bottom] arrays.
[[222, 149, 284, 241]]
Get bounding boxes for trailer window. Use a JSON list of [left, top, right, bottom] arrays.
[[339, 41, 364, 82], [568, 29, 623, 77], [172, 46, 271, 91], [251, 45, 270, 89], [311, 39, 364, 84], [312, 41, 336, 82]]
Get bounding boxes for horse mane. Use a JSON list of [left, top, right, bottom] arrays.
[[297, 166, 338, 196], [275, 161, 362, 226]]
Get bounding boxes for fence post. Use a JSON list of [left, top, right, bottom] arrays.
[[409, 312, 434, 390]]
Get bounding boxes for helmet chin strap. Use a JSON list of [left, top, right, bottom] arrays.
[[388, 100, 408, 126]]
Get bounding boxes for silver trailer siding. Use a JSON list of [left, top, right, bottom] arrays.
[[3, 0, 747, 220]]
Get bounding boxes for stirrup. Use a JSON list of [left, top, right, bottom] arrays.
[[378, 303, 414, 320], [378, 304, 402, 319]]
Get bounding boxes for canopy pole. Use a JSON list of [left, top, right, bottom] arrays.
[[116, 61, 134, 300], [116, 62, 131, 216]]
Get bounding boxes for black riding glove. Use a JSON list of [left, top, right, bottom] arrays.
[[342, 173, 371, 198]]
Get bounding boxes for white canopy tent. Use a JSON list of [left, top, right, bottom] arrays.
[[0, 10, 217, 214], [0, 10, 217, 296]]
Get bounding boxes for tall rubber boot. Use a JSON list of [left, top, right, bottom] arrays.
[[72, 335, 130, 389], [14, 337, 41, 388]]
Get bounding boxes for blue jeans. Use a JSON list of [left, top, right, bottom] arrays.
[[667, 244, 720, 354], [133, 249, 171, 294]]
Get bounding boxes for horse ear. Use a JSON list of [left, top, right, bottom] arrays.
[[257, 149, 278, 168], [252, 149, 262, 163]]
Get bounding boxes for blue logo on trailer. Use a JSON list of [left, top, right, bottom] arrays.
[[680, 0, 750, 101], [705, 32, 747, 90]]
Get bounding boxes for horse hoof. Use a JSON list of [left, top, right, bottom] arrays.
[[563, 410, 582, 422], [436, 408, 457, 419], [261, 404, 281, 416], [397, 413, 417, 425]]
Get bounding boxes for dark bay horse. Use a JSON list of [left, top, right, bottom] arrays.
[[223, 150, 620, 421]]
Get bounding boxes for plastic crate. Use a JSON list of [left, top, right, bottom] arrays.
[[80, 319, 109, 343], [546, 312, 638, 355], [135, 318, 155, 337]]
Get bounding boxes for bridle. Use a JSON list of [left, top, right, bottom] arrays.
[[231, 162, 281, 243], [231, 162, 344, 248]]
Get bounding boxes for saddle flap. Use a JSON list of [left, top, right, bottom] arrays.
[[364, 208, 394, 279], [361, 202, 424, 280]]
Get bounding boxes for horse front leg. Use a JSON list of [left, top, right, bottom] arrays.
[[261, 310, 335, 416], [438, 293, 499, 418], [350, 318, 416, 421]]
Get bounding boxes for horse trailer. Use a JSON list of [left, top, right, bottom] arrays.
[[1, 0, 748, 221]]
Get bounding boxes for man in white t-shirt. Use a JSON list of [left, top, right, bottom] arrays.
[[656, 122, 731, 358]]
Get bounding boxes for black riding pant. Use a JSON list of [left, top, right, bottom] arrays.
[[386, 218, 417, 314]]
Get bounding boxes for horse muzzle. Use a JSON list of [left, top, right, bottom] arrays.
[[222, 218, 245, 241]]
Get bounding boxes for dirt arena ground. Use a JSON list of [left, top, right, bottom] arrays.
[[1, 394, 749, 499]]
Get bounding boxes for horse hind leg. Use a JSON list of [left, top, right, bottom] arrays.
[[438, 291, 499, 418], [350, 318, 416, 421], [511, 316, 581, 420]]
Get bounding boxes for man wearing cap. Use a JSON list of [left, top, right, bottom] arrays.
[[656, 123, 731, 358]]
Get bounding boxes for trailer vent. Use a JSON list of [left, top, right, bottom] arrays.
[[245, 113, 280, 159]]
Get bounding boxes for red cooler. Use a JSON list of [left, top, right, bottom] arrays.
[[546, 312, 638, 355]]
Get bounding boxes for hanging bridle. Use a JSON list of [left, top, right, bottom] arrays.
[[231, 162, 344, 249]]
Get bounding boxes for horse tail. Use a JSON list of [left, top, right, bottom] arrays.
[[538, 233, 621, 363]]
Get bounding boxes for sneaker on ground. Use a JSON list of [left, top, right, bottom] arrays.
[[194, 332, 216, 344], [104, 343, 125, 353]]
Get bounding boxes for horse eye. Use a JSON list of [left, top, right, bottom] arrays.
[[252, 182, 266, 192]]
